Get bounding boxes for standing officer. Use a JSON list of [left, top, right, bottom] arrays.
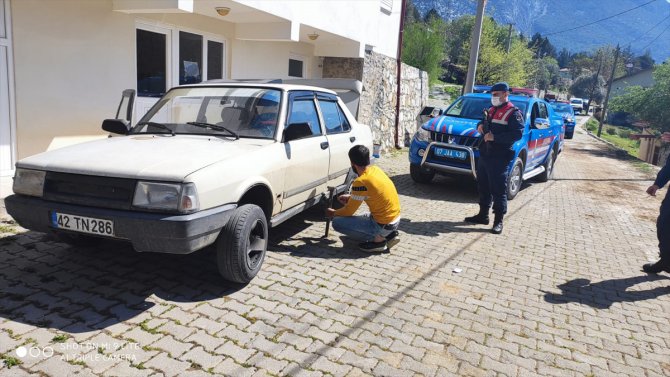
[[643, 133, 670, 274], [464, 82, 524, 234]]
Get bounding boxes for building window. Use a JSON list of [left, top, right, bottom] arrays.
[[136, 29, 167, 97], [207, 41, 223, 80], [380, 0, 393, 14], [288, 59, 304, 78], [179, 31, 203, 85]]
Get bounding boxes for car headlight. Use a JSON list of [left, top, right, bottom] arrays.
[[13, 168, 46, 197], [413, 127, 431, 143], [133, 182, 199, 213]]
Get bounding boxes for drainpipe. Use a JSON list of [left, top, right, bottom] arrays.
[[394, 0, 407, 149]]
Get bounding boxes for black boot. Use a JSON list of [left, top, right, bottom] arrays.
[[465, 208, 489, 225], [642, 259, 670, 274], [492, 214, 503, 234]]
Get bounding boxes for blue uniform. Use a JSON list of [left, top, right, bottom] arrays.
[[653, 153, 670, 262], [477, 101, 524, 215]]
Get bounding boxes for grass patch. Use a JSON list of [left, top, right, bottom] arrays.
[[1, 354, 22, 368], [600, 130, 641, 158], [139, 319, 162, 334], [52, 334, 69, 343]]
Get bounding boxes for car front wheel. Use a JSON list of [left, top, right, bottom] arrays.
[[216, 204, 268, 284], [507, 157, 524, 200], [537, 148, 555, 182], [410, 164, 435, 184]]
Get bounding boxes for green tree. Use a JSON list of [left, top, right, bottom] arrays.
[[569, 73, 606, 103], [610, 61, 670, 131], [402, 17, 446, 83]]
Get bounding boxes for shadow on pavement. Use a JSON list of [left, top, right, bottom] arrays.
[[542, 275, 670, 309], [0, 231, 246, 333], [398, 218, 490, 236]]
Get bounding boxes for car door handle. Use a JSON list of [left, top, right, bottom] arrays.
[[349, 136, 356, 142], [320, 141, 329, 150]]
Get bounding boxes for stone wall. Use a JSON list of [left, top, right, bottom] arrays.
[[323, 52, 428, 154]]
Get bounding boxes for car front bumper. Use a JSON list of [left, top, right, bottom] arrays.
[[5, 194, 236, 254]]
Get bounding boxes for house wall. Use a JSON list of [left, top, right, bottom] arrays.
[[230, 40, 314, 79], [611, 70, 654, 98], [323, 52, 428, 153]]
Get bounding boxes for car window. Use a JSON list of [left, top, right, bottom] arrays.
[[539, 102, 548, 118], [319, 100, 351, 134], [446, 97, 527, 120], [287, 100, 322, 136]]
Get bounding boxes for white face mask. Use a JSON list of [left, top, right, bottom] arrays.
[[491, 96, 502, 107]]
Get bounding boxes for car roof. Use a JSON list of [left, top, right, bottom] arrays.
[[179, 81, 339, 95]]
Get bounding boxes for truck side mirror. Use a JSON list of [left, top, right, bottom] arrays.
[[534, 118, 550, 130], [102, 119, 130, 135]]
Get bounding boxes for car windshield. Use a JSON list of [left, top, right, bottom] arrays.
[[445, 96, 527, 120], [551, 103, 573, 113], [132, 87, 281, 139], [570, 99, 582, 104]]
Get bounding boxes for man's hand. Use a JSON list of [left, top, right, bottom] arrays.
[[484, 132, 494, 142], [477, 123, 484, 134], [647, 184, 660, 196], [338, 194, 350, 205], [325, 208, 336, 218]]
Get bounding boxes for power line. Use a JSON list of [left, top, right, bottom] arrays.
[[627, 13, 670, 45], [637, 20, 670, 53], [545, 0, 659, 36]]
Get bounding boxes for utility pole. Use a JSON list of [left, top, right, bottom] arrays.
[[464, 0, 487, 94], [586, 55, 603, 114], [506, 23, 514, 53], [597, 44, 620, 138]]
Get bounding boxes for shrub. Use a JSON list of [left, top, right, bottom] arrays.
[[606, 127, 616, 135], [586, 119, 599, 132], [618, 128, 632, 139], [444, 85, 462, 100]]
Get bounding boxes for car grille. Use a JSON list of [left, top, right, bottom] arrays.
[[430, 132, 482, 148], [43, 172, 137, 210]]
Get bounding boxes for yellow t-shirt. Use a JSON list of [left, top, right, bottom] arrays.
[[334, 165, 400, 224]]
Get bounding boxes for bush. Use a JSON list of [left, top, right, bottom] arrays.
[[444, 85, 462, 100], [606, 127, 616, 135], [586, 119, 599, 132], [618, 128, 632, 139]]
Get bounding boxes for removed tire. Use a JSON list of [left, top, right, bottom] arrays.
[[216, 204, 268, 283], [537, 148, 555, 182], [507, 157, 524, 200], [410, 164, 435, 184]]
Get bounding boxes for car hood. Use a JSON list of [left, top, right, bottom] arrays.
[[555, 111, 574, 118], [17, 135, 271, 181], [422, 115, 481, 137]]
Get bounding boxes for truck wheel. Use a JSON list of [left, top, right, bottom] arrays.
[[507, 157, 524, 200], [537, 148, 555, 182], [216, 204, 268, 284], [410, 164, 435, 184]]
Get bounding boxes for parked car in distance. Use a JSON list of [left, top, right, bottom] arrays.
[[550, 101, 576, 139], [409, 93, 564, 200], [6, 79, 372, 283], [570, 98, 584, 115]]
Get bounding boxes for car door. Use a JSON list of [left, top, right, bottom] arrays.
[[527, 101, 553, 170], [280, 91, 330, 210], [316, 93, 357, 189]]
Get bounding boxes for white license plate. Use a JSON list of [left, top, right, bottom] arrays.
[[51, 212, 114, 237], [434, 147, 467, 160]]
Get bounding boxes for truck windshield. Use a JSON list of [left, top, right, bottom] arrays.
[[551, 103, 573, 113], [445, 97, 527, 120], [131, 87, 282, 139]]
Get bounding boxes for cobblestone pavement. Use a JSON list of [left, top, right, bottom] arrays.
[[1, 118, 669, 377]]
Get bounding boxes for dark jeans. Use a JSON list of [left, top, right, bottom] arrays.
[[658, 195, 670, 262], [477, 156, 511, 215]]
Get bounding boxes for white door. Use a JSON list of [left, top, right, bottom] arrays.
[[0, 0, 15, 175], [135, 24, 171, 123]]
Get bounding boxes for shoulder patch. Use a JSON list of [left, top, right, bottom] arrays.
[[351, 186, 368, 192], [514, 110, 524, 123]]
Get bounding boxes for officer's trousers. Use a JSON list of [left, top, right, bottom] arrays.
[[476, 156, 511, 215], [658, 193, 670, 262]]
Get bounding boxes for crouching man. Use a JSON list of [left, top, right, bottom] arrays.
[[325, 145, 401, 252]]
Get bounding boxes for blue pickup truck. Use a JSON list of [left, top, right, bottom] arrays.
[[409, 93, 565, 199]]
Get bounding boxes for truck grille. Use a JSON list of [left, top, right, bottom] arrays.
[[430, 132, 482, 148], [43, 172, 137, 210]]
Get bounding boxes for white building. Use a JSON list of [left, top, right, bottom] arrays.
[[1, 0, 424, 179]]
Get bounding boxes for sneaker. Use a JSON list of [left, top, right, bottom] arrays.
[[359, 240, 388, 252], [385, 231, 400, 248], [642, 260, 670, 274]]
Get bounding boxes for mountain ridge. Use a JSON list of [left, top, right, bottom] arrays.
[[413, 0, 670, 63]]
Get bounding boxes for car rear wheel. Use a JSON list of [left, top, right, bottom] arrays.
[[537, 148, 555, 182], [216, 204, 268, 284], [410, 164, 435, 184], [507, 157, 524, 200]]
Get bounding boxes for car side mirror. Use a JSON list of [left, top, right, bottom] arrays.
[[283, 122, 312, 142], [534, 118, 550, 130], [102, 119, 130, 135]]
